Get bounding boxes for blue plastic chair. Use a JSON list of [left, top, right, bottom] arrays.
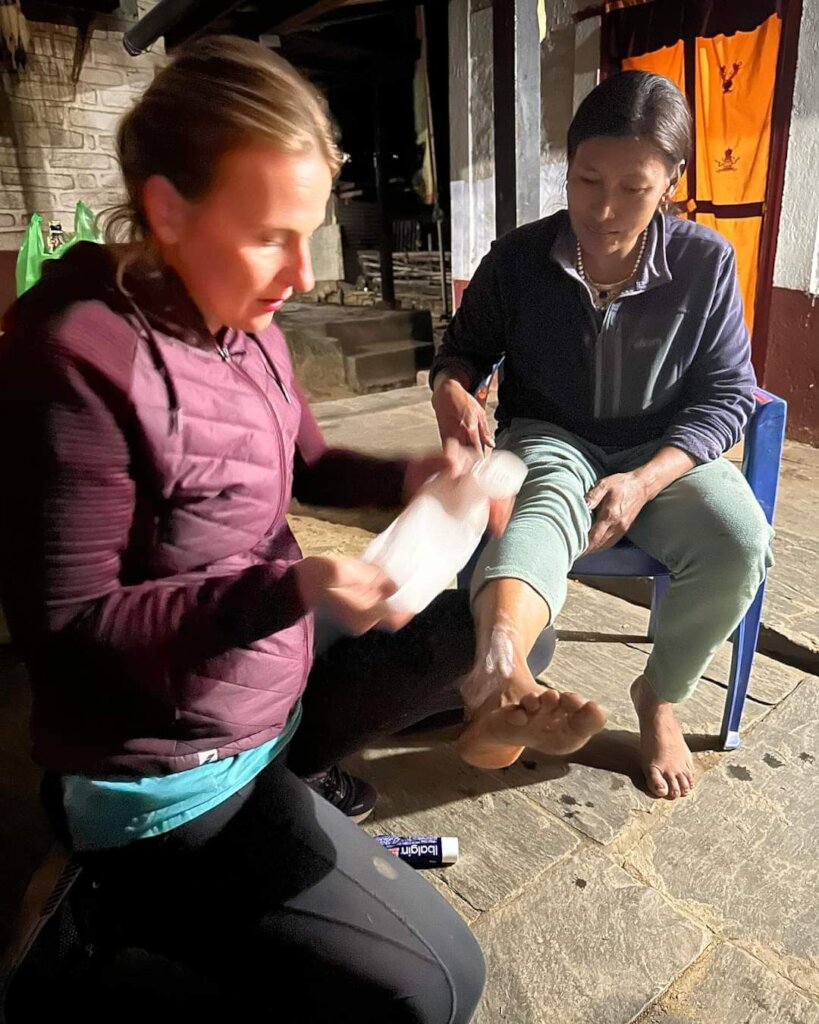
[[458, 367, 786, 751]]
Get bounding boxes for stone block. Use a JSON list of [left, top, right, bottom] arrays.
[[69, 108, 121, 132], [473, 845, 707, 1024], [78, 67, 126, 87], [354, 741, 579, 916], [623, 680, 819, 997], [637, 943, 819, 1024], [16, 127, 83, 149], [308, 223, 344, 281], [52, 152, 115, 170], [1, 170, 73, 190]]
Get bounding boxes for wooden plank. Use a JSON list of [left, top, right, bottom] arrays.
[[274, 0, 379, 35]]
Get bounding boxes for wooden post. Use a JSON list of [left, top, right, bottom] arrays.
[[372, 80, 396, 307]]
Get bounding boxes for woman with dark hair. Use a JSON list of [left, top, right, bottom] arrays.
[[431, 71, 773, 800]]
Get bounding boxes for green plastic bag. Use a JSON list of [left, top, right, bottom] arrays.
[[16, 201, 101, 297]]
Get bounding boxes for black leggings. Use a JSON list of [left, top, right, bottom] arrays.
[[54, 592, 481, 1023], [290, 588, 476, 775]]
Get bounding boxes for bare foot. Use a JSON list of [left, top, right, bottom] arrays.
[[456, 687, 608, 769], [630, 676, 694, 799], [455, 661, 535, 770]]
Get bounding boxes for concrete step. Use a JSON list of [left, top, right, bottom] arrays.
[[326, 308, 433, 351], [278, 305, 436, 399], [344, 338, 434, 393], [279, 326, 349, 400]]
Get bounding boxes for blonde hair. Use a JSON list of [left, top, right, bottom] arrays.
[[104, 35, 342, 247]]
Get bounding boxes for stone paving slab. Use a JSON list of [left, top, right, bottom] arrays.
[[636, 943, 819, 1024], [289, 513, 374, 558], [491, 638, 760, 850], [760, 527, 819, 668], [471, 844, 707, 1024], [775, 440, 819, 536], [623, 679, 819, 998], [353, 742, 579, 918], [290, 505, 807, 713], [312, 384, 433, 420], [630, 633, 806, 708], [313, 386, 440, 457]]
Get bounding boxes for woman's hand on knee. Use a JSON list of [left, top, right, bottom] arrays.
[[584, 472, 650, 554]]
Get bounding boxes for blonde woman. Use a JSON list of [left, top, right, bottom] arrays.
[[0, 37, 487, 1022]]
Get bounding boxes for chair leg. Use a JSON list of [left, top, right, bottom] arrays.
[[647, 575, 670, 642], [720, 581, 766, 751], [527, 625, 556, 677]]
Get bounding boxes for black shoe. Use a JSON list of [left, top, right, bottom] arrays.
[[304, 766, 377, 823]]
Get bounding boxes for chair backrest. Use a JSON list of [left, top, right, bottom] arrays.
[[474, 358, 505, 408], [743, 389, 787, 526]]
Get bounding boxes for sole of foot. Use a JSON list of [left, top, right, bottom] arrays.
[[456, 687, 608, 770]]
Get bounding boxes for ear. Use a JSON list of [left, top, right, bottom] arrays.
[[668, 158, 686, 194], [142, 175, 189, 247]]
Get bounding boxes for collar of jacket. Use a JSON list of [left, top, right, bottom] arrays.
[[549, 210, 673, 299], [116, 250, 229, 352]]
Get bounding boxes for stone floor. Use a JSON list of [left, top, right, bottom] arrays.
[[1, 386, 817, 1024]]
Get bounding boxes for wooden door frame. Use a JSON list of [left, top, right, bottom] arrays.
[[752, 0, 803, 380]]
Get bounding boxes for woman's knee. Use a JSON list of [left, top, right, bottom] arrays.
[[408, 924, 485, 1024], [333, 907, 485, 1024], [692, 510, 772, 589]]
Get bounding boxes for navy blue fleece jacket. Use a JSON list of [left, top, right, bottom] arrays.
[[432, 210, 756, 463]]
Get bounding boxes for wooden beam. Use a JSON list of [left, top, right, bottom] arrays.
[[493, 0, 541, 237], [274, 0, 382, 35], [372, 80, 396, 308], [493, 0, 517, 237], [280, 30, 417, 80]]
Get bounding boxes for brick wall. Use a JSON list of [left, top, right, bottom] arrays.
[[0, 1, 166, 260]]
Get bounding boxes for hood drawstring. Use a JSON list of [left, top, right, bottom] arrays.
[[248, 332, 292, 404], [121, 291, 183, 435]]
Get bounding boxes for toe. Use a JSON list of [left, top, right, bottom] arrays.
[[678, 772, 691, 797], [560, 691, 586, 712], [506, 706, 530, 727], [646, 765, 668, 797], [666, 774, 681, 799], [572, 699, 608, 733], [519, 692, 542, 714], [539, 687, 561, 709]]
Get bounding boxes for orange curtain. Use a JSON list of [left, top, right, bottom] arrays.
[[623, 41, 684, 89], [623, 14, 782, 334], [695, 15, 780, 206], [697, 214, 763, 328]]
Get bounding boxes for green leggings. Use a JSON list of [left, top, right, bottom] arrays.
[[472, 419, 774, 703]]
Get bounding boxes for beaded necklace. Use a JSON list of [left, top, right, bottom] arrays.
[[575, 228, 648, 310]]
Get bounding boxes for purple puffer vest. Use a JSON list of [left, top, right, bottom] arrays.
[[0, 245, 319, 777]]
